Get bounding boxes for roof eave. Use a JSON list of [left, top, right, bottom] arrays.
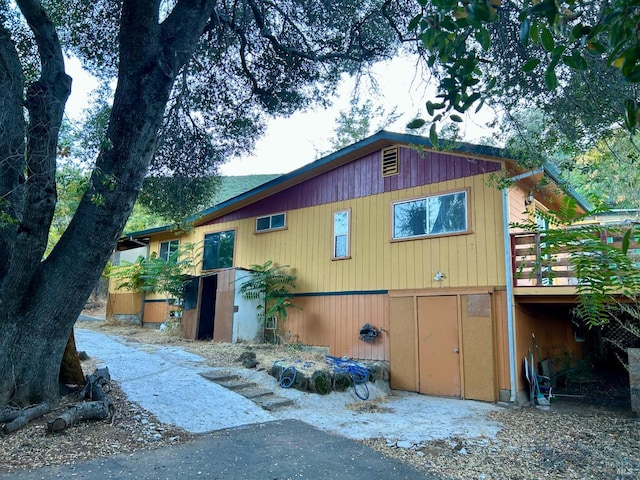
[[191, 130, 509, 226]]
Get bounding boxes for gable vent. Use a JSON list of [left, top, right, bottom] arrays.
[[381, 145, 399, 177]]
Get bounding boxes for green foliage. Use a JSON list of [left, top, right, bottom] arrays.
[[51, 164, 168, 253], [237, 261, 300, 324], [211, 175, 281, 205], [492, 109, 640, 209], [562, 131, 640, 208], [322, 98, 400, 155], [109, 242, 201, 301], [48, 164, 91, 255], [512, 198, 640, 326], [411, 0, 640, 141], [138, 176, 222, 229], [123, 203, 168, 234], [409, 0, 499, 142]]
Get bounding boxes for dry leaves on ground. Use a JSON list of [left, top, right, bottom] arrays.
[[3, 317, 638, 479], [0, 360, 191, 472], [364, 405, 639, 480]]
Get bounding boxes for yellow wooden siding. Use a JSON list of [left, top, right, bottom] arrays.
[[144, 173, 507, 293], [508, 185, 530, 228], [106, 292, 143, 316]]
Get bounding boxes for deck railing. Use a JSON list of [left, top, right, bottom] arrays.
[[510, 230, 640, 287]]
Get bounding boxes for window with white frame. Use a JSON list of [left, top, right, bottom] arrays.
[[159, 239, 179, 261], [256, 213, 286, 232], [392, 190, 468, 240], [333, 209, 350, 259]]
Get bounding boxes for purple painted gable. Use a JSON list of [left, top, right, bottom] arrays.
[[204, 147, 501, 225]]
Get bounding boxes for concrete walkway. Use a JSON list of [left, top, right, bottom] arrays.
[[72, 329, 502, 444], [1, 328, 504, 479]]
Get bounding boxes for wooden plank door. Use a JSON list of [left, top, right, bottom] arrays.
[[389, 296, 418, 391], [417, 296, 461, 397]]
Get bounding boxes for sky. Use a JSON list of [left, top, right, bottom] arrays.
[[64, 54, 495, 177]]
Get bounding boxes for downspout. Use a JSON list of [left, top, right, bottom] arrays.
[[502, 168, 543, 403]]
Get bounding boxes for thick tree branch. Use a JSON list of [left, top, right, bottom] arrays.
[[245, 0, 371, 63], [0, 23, 26, 280], [1, 1, 71, 315], [39, 0, 218, 327], [2, 402, 51, 435]]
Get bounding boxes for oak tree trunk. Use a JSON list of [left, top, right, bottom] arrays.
[[59, 328, 87, 386], [0, 1, 217, 409]]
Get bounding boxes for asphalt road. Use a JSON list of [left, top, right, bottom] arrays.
[[1, 420, 437, 479]]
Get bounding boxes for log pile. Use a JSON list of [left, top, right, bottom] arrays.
[[48, 367, 114, 432], [0, 367, 114, 435]]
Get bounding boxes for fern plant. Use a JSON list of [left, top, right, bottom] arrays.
[[237, 261, 300, 325], [109, 242, 202, 302]]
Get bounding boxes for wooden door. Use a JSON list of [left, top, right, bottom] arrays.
[[417, 296, 461, 397], [389, 296, 418, 391]]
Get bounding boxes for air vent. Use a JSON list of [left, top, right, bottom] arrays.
[[381, 145, 399, 177]]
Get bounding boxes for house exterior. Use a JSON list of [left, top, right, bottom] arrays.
[[109, 130, 595, 404]]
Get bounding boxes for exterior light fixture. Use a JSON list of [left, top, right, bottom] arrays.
[[524, 191, 535, 207]]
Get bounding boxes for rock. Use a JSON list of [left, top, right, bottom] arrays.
[[397, 440, 414, 449], [290, 370, 309, 392], [332, 372, 352, 392], [367, 362, 390, 382], [237, 351, 258, 367], [309, 370, 332, 395], [271, 364, 309, 392], [269, 363, 284, 379], [242, 357, 258, 368]]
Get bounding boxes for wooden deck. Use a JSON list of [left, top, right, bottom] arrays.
[[510, 230, 640, 289]]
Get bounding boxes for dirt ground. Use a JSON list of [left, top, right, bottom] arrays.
[[1, 302, 639, 479]]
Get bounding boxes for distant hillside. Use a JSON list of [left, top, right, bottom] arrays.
[[212, 174, 281, 205], [124, 174, 282, 234]]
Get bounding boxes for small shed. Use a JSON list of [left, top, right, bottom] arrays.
[[181, 268, 264, 342]]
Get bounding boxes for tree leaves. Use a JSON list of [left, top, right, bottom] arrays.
[[522, 58, 541, 72], [410, 1, 501, 137], [544, 67, 559, 89], [237, 261, 300, 324], [407, 118, 426, 129], [413, 0, 640, 137], [540, 28, 555, 52]]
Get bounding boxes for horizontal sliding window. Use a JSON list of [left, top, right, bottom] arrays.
[[256, 213, 286, 232], [393, 190, 468, 240]]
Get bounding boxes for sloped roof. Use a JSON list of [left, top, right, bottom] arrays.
[[119, 130, 591, 243]]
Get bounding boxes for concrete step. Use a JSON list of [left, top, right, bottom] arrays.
[[200, 370, 294, 411], [199, 371, 240, 383], [216, 380, 255, 391], [255, 396, 294, 411], [237, 387, 274, 399]]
